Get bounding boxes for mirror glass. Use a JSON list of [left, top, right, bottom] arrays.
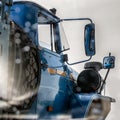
[[103, 56, 115, 69], [84, 23, 95, 56]]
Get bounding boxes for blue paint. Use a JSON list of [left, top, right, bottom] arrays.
[[70, 93, 94, 118], [9, 2, 39, 45], [7, 1, 93, 118], [1, 1, 113, 119]]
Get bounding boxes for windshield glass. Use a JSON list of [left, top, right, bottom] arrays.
[[38, 15, 70, 53], [58, 22, 70, 52]]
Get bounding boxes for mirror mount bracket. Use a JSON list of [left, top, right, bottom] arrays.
[[60, 18, 93, 23], [66, 56, 92, 66], [99, 68, 110, 94]]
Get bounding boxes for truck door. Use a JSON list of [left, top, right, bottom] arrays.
[[37, 21, 69, 117]]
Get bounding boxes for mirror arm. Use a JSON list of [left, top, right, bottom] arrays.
[[99, 68, 110, 94], [66, 56, 92, 66], [99, 53, 113, 94], [59, 18, 93, 23]]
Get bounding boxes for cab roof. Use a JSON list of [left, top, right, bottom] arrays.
[[13, 0, 60, 24]]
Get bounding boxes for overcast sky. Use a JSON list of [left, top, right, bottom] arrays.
[[36, 0, 120, 119]]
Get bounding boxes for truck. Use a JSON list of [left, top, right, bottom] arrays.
[[0, 0, 115, 120]]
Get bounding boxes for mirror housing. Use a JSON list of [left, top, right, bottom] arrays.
[[84, 23, 95, 56], [103, 56, 115, 69]]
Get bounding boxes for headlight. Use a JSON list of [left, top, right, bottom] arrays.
[[86, 97, 114, 120]]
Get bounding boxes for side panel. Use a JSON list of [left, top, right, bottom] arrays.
[[70, 93, 93, 118], [36, 48, 69, 118]]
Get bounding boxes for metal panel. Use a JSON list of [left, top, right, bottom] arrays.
[[0, 22, 10, 99]]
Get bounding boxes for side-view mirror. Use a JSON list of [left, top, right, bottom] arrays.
[[103, 55, 115, 69], [84, 23, 95, 56]]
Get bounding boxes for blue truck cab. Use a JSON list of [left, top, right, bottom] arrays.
[[0, 0, 115, 120]]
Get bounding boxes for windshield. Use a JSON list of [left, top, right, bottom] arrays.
[[58, 22, 70, 52], [38, 14, 70, 53]]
